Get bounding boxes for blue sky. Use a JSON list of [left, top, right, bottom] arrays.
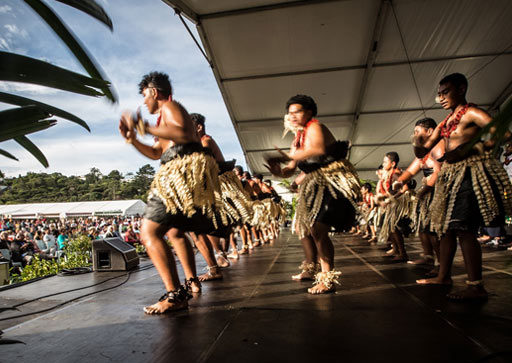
[[0, 0, 245, 178]]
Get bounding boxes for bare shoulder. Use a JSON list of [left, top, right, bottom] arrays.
[[466, 105, 492, 125], [161, 101, 191, 126]]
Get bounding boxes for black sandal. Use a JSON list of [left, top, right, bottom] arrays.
[[184, 277, 201, 293], [159, 285, 192, 303]]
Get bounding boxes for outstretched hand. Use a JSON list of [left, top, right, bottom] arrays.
[[119, 111, 137, 143]]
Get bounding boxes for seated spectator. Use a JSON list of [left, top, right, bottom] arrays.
[[57, 229, 68, 250], [124, 226, 139, 244], [43, 228, 58, 256], [9, 232, 35, 266]]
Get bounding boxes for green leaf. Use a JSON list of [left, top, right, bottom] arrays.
[[0, 105, 49, 126], [55, 0, 113, 30], [0, 148, 19, 161], [0, 52, 107, 97], [24, 0, 117, 103], [14, 135, 50, 168], [0, 106, 56, 142], [1, 120, 56, 142], [0, 92, 90, 132]]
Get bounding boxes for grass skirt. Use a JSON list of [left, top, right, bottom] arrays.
[[148, 151, 227, 229], [430, 152, 512, 235], [295, 159, 360, 238]]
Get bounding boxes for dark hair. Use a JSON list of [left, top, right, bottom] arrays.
[[190, 113, 205, 126], [385, 152, 399, 165], [243, 171, 252, 179], [439, 73, 467, 90], [234, 165, 244, 174], [138, 71, 172, 98], [286, 94, 317, 117], [415, 117, 437, 130], [363, 183, 372, 192], [254, 173, 263, 181], [264, 179, 272, 186], [377, 164, 383, 170]]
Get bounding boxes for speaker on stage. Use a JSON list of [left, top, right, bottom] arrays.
[[92, 237, 140, 271]]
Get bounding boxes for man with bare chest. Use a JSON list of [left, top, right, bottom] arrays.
[[393, 118, 443, 273], [119, 72, 226, 313], [415, 73, 512, 300]]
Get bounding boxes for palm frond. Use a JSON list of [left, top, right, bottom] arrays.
[[0, 92, 89, 132], [23, 0, 117, 102], [0, 51, 108, 97], [0, 148, 19, 161], [55, 0, 113, 30], [0, 106, 56, 142], [14, 135, 50, 168]]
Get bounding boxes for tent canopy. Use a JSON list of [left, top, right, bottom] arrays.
[[0, 200, 146, 219], [163, 0, 512, 180]]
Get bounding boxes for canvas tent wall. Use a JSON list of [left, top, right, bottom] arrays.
[[0, 200, 146, 219], [162, 0, 512, 181]]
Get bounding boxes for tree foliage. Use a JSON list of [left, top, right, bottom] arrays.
[[0, 164, 155, 204]]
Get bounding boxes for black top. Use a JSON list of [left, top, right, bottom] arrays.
[[161, 142, 209, 164], [422, 167, 434, 178], [297, 141, 349, 173]]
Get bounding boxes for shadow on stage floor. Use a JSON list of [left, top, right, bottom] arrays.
[[1, 229, 511, 362]]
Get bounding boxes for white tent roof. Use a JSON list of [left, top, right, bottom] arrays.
[[163, 0, 512, 180], [0, 200, 146, 219]]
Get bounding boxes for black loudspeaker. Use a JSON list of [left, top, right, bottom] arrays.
[[92, 237, 140, 271]]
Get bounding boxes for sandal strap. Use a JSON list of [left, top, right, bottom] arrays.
[[184, 277, 201, 292], [159, 286, 192, 302]]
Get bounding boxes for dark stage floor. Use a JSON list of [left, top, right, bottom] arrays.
[[1, 230, 511, 363]]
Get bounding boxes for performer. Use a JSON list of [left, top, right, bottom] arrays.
[[378, 152, 413, 262], [119, 71, 226, 313], [190, 113, 252, 274], [360, 183, 377, 243], [393, 118, 443, 274], [266, 94, 360, 294], [415, 73, 512, 300]]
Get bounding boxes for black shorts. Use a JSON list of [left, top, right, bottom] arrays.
[[144, 196, 216, 234], [315, 187, 356, 232]]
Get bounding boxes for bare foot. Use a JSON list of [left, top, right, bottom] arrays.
[[239, 247, 249, 255], [447, 285, 487, 300], [199, 266, 223, 282], [216, 253, 230, 268], [416, 277, 453, 285], [227, 250, 239, 260], [408, 256, 435, 265], [308, 282, 335, 294], [143, 292, 188, 314], [292, 270, 315, 281]]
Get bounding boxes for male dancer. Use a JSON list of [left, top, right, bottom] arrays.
[[191, 113, 252, 273], [119, 71, 225, 313], [415, 73, 512, 300], [393, 118, 443, 273], [378, 152, 413, 262], [266, 94, 360, 294]]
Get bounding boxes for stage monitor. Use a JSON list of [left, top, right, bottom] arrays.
[[92, 237, 140, 271]]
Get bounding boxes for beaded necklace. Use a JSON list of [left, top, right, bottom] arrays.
[[293, 118, 319, 149], [440, 103, 475, 138], [420, 151, 431, 166]]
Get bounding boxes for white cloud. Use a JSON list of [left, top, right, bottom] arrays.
[[0, 0, 247, 178], [0, 37, 9, 50], [0, 5, 12, 14]]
